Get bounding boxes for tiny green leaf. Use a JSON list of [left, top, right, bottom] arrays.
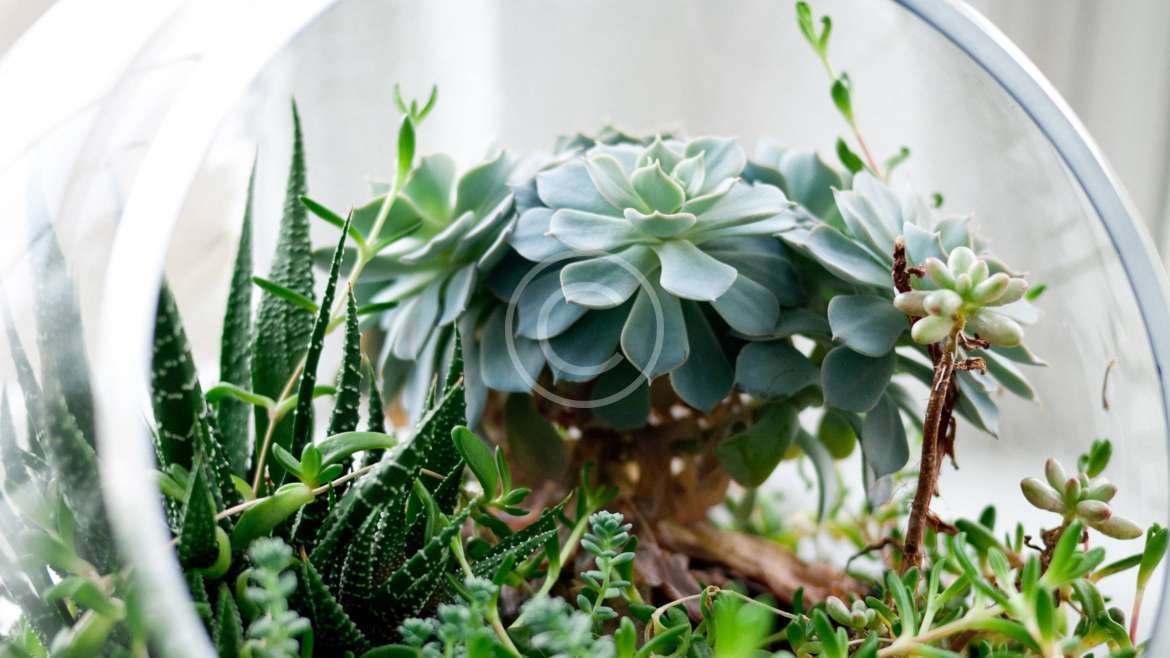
[[315, 431, 397, 469], [836, 138, 865, 174], [230, 482, 314, 550], [251, 276, 318, 314], [831, 75, 853, 122], [1138, 524, 1168, 590], [451, 426, 498, 498], [397, 116, 416, 183]]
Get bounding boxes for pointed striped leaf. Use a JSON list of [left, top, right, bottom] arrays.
[[213, 585, 243, 658], [300, 552, 371, 655], [1, 302, 45, 457], [218, 165, 255, 475], [472, 502, 564, 581], [290, 213, 352, 466], [29, 225, 95, 446], [178, 463, 219, 569], [327, 288, 363, 436], [253, 103, 315, 483]]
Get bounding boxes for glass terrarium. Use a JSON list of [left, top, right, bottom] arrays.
[[1, 0, 1168, 656]]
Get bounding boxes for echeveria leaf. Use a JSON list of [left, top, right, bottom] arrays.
[[792, 225, 891, 288], [560, 245, 656, 309], [734, 341, 819, 399], [715, 402, 798, 487], [516, 269, 587, 340], [390, 277, 442, 360], [684, 137, 746, 195], [480, 307, 544, 393], [796, 429, 838, 521], [709, 273, 780, 336], [592, 362, 651, 430], [620, 282, 688, 378], [902, 222, 945, 265], [535, 160, 612, 215], [778, 149, 843, 219], [547, 305, 627, 383], [585, 154, 648, 212], [631, 162, 685, 213], [503, 394, 566, 481], [403, 154, 456, 223], [821, 346, 895, 412], [834, 189, 896, 260], [670, 302, 734, 412], [653, 240, 736, 302], [827, 295, 906, 357], [956, 370, 1000, 437], [981, 349, 1035, 400], [510, 208, 568, 261], [860, 393, 909, 478], [549, 209, 642, 251]]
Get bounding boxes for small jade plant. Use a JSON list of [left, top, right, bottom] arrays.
[[1021, 439, 1141, 540]]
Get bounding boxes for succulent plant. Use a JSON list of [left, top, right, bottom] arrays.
[[894, 246, 1028, 347], [824, 595, 879, 631], [498, 135, 797, 417], [1020, 440, 1142, 540], [358, 151, 517, 418]]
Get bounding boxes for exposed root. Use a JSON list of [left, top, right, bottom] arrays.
[[655, 520, 865, 605]]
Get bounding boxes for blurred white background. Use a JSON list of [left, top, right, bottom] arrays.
[[1, 0, 1165, 255]]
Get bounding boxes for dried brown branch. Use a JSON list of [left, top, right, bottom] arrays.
[[655, 520, 865, 604]]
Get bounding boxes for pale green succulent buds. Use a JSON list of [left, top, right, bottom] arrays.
[[825, 596, 878, 630], [893, 246, 1027, 347], [1019, 450, 1142, 540]]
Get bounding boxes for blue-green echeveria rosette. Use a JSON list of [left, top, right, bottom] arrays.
[[365, 150, 517, 420], [500, 136, 800, 416]]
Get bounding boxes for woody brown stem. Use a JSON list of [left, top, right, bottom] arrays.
[[893, 238, 965, 571], [903, 329, 960, 570]]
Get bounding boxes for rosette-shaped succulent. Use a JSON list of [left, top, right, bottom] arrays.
[[1020, 443, 1141, 540], [363, 151, 516, 417], [498, 136, 798, 420], [894, 246, 1028, 347]]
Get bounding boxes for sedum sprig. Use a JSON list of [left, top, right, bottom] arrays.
[[1019, 440, 1142, 540], [895, 245, 1028, 347], [242, 539, 310, 658], [578, 512, 636, 629]]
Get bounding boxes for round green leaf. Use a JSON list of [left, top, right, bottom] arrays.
[[860, 393, 909, 478], [821, 346, 895, 412], [827, 294, 906, 357]]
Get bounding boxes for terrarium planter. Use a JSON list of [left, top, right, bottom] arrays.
[[1, 1, 1169, 657]]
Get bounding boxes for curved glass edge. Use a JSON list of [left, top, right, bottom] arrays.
[[896, 0, 1170, 647], [94, 1, 338, 656], [88, 0, 1170, 655]]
